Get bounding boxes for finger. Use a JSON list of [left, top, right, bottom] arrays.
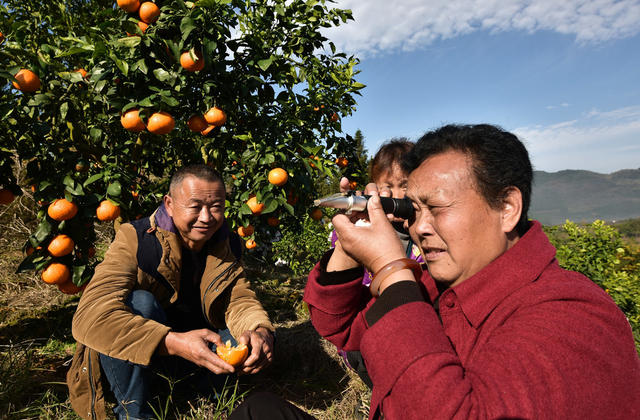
[[363, 182, 378, 195], [238, 331, 251, 346], [332, 213, 356, 236], [202, 330, 223, 347], [339, 177, 350, 192]]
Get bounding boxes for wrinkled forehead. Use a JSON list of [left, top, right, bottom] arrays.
[[374, 162, 408, 184], [170, 175, 225, 198]]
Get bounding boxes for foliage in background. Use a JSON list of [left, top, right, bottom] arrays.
[[270, 212, 334, 277], [545, 220, 640, 351], [0, 0, 364, 287]]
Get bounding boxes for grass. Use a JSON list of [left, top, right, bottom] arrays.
[[0, 197, 370, 419]]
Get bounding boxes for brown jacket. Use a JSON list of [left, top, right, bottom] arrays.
[[66, 206, 274, 419]]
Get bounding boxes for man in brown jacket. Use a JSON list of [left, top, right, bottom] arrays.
[[67, 164, 275, 420]]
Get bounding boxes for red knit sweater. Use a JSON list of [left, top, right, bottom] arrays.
[[304, 221, 640, 419]]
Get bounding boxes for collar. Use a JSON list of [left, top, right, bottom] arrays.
[[448, 221, 557, 328]]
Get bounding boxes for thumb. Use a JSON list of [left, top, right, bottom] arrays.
[[366, 191, 389, 224]]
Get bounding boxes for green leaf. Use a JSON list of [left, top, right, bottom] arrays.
[[180, 17, 197, 41], [60, 102, 69, 120], [34, 219, 52, 243], [64, 175, 84, 196], [115, 36, 141, 48], [153, 68, 171, 82], [257, 57, 273, 71], [84, 173, 104, 187]]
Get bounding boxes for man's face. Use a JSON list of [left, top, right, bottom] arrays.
[[164, 176, 226, 251], [406, 150, 511, 287]]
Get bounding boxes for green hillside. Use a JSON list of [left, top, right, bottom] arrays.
[[530, 169, 640, 225]]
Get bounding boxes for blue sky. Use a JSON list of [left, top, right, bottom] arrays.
[[324, 0, 640, 174]]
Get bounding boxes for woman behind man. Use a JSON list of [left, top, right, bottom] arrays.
[[329, 138, 422, 386]]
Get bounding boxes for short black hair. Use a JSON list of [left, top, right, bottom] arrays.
[[169, 164, 224, 195], [402, 124, 532, 236], [370, 138, 414, 182]]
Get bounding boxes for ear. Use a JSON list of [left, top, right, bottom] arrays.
[[500, 187, 523, 234], [163, 194, 174, 217]]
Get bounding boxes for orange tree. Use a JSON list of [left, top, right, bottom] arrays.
[[0, 0, 365, 288]]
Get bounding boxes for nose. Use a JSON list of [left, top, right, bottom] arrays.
[[410, 210, 435, 237], [391, 187, 405, 199], [198, 206, 212, 223]]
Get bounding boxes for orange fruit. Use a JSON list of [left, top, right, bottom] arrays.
[[75, 68, 88, 78], [267, 216, 279, 227], [131, 190, 139, 199], [30, 184, 37, 193], [313, 106, 319, 111], [137, 20, 149, 33], [25, 246, 35, 256], [0, 32, 4, 44], [286, 192, 298, 205], [349, 181, 357, 190], [245, 239, 257, 249], [12, 69, 41, 92], [0, 188, 15, 205], [47, 234, 75, 257], [121, 109, 146, 132], [75, 160, 88, 172], [187, 114, 208, 132], [117, 0, 140, 12], [237, 225, 254, 237], [246, 196, 265, 214], [139, 2, 160, 23], [58, 281, 83, 295], [335, 157, 348, 168], [200, 125, 216, 136], [41, 263, 71, 285], [330, 112, 339, 122], [216, 340, 248, 367], [204, 106, 227, 126], [268, 168, 288, 187], [180, 50, 205, 72], [310, 208, 323, 221], [147, 111, 175, 135], [96, 200, 121, 221], [48, 198, 78, 221]]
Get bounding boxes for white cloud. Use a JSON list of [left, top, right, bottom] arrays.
[[513, 105, 640, 172], [325, 0, 640, 56]]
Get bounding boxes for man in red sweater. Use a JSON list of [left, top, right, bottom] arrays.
[[230, 124, 640, 419]]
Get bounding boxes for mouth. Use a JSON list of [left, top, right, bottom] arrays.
[[423, 246, 446, 260], [193, 225, 214, 233]]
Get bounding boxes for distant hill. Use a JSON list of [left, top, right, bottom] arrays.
[[529, 169, 640, 226]]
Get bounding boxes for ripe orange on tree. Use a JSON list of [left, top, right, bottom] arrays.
[[204, 106, 227, 126], [0, 188, 15, 205], [237, 225, 254, 237], [0, 32, 4, 44], [117, 0, 140, 12], [47, 234, 75, 257], [245, 239, 257, 249], [139, 2, 160, 23], [267, 216, 280, 227], [310, 208, 323, 221], [58, 281, 83, 295], [137, 20, 149, 33], [121, 109, 146, 132], [187, 114, 208, 132], [330, 112, 339, 122], [216, 340, 249, 367], [147, 111, 175, 135], [246, 196, 265, 214], [41, 262, 71, 285], [96, 200, 121, 221], [349, 180, 357, 190], [75, 160, 88, 172], [335, 157, 348, 168], [12, 69, 41, 92], [268, 168, 288, 187], [180, 50, 205, 72], [48, 198, 78, 221], [75, 68, 88, 78]]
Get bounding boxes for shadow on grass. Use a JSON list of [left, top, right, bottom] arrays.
[[0, 297, 78, 343], [240, 319, 350, 411]]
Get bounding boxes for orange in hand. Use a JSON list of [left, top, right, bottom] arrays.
[[216, 340, 248, 368]]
